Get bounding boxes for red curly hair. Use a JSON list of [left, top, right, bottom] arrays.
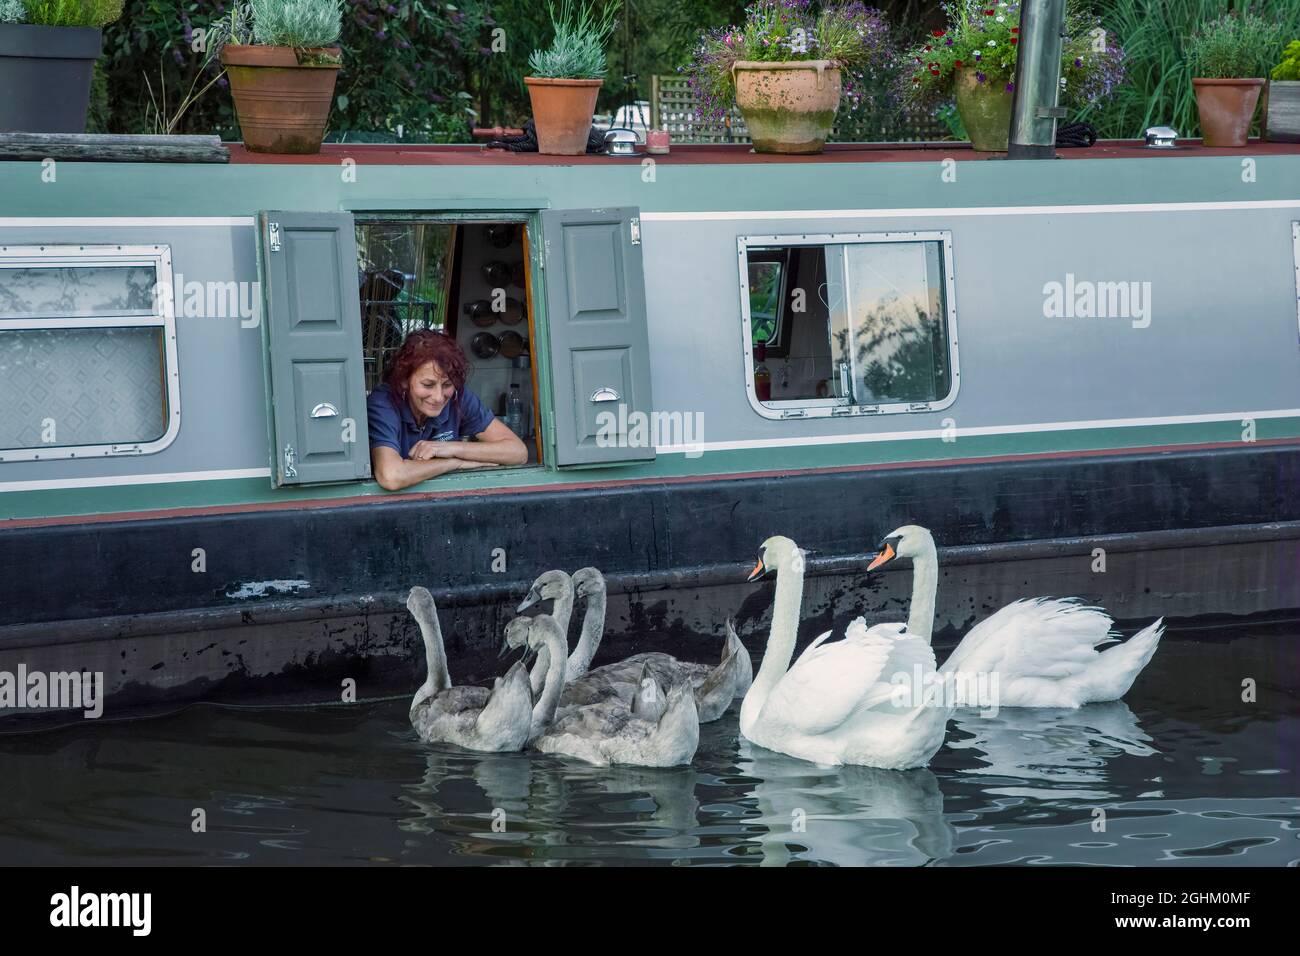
[[384, 329, 470, 412]]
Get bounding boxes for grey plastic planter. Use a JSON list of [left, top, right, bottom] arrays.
[[1266, 81, 1300, 143], [0, 24, 103, 134]]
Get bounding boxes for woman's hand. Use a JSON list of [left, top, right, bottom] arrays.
[[408, 440, 455, 461]]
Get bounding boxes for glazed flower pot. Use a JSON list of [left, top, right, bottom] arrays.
[[1264, 80, 1300, 143], [1193, 77, 1264, 148], [732, 60, 841, 154], [220, 44, 341, 154], [524, 77, 602, 155], [0, 24, 102, 133], [955, 67, 1014, 152]]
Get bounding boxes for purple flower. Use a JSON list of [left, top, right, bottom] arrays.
[[1074, 57, 1083, 67], [376, 30, 386, 39], [976, 71, 986, 83], [1005, 81, 1015, 92]]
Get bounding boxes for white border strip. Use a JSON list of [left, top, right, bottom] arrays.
[[0, 467, 271, 494], [642, 199, 1300, 222], [655, 408, 1300, 454], [0, 218, 256, 227]]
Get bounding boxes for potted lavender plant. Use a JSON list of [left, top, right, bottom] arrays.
[[220, 0, 343, 154], [524, 0, 619, 156], [684, 0, 893, 155], [0, 0, 123, 133]]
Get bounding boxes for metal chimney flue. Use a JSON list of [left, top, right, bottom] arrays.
[[1007, 0, 1068, 160]]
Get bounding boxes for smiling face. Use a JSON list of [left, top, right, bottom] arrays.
[[406, 360, 455, 424]]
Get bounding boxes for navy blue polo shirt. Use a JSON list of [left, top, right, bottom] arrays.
[[367, 383, 495, 458]]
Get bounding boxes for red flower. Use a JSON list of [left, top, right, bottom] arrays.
[[932, 29, 945, 37], [924, 44, 932, 51], [1011, 27, 1019, 33], [1010, 37, 1018, 44], [930, 68, 940, 75], [954, 59, 963, 68], [983, 8, 994, 13]]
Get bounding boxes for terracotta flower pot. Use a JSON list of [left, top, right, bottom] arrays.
[[220, 44, 341, 154], [732, 60, 841, 154], [1193, 78, 1264, 147], [954, 67, 1014, 152], [524, 77, 602, 155]]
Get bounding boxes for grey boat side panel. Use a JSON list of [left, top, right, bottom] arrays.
[[2, 202, 1299, 487], [0, 223, 271, 483], [639, 208, 1300, 443]]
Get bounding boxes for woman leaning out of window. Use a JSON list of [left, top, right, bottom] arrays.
[[368, 330, 527, 491]]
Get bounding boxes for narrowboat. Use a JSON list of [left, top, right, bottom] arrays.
[[2, 139, 1299, 718]]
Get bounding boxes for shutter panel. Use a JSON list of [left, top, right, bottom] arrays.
[[542, 207, 655, 466], [258, 211, 370, 486]]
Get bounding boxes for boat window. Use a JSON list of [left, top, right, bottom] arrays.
[[737, 231, 958, 419], [0, 246, 179, 461]]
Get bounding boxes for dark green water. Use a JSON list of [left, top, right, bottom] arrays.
[[0, 628, 1294, 866]]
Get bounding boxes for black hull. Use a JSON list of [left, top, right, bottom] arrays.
[[2, 443, 1297, 720]]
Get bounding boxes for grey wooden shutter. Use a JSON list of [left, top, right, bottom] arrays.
[[257, 211, 370, 486], [542, 207, 655, 466]]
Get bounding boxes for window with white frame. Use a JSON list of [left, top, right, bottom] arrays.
[[738, 231, 958, 419], [0, 245, 179, 461]]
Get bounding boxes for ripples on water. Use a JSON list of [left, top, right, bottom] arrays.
[[0, 628, 1295, 866]]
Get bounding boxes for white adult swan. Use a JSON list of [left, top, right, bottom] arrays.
[[740, 537, 951, 769], [866, 525, 1165, 708], [519, 567, 751, 722], [407, 587, 534, 752]]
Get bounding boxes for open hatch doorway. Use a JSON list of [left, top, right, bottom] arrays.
[[356, 215, 544, 467]]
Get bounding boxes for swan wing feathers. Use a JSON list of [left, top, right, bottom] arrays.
[[941, 597, 1116, 680], [768, 622, 936, 735]]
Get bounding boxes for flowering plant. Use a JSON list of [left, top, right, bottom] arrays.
[[906, 1, 1124, 110], [683, 0, 893, 121], [1186, 12, 1275, 79]]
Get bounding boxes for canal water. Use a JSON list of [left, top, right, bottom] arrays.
[[0, 623, 1294, 866]]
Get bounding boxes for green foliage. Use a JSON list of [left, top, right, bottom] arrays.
[[1083, 0, 1300, 138], [0, 0, 26, 23], [249, 0, 341, 47], [332, 1, 489, 141], [22, 0, 123, 27], [1274, 39, 1300, 80], [526, 0, 618, 79], [1185, 11, 1274, 78]]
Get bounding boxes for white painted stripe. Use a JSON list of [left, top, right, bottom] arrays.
[[0, 217, 255, 227], [654, 408, 1300, 454], [642, 199, 1300, 222], [0, 467, 271, 493]]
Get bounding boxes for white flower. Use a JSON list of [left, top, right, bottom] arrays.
[[996, 15, 1004, 21], [987, 40, 996, 47]]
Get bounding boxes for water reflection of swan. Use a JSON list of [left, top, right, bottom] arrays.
[[399, 748, 703, 861], [946, 701, 1157, 801], [738, 738, 954, 866]]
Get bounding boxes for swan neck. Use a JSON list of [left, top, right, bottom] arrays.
[[532, 628, 569, 737], [568, 588, 605, 678], [412, 598, 450, 710], [907, 540, 938, 644], [755, 561, 804, 691]]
